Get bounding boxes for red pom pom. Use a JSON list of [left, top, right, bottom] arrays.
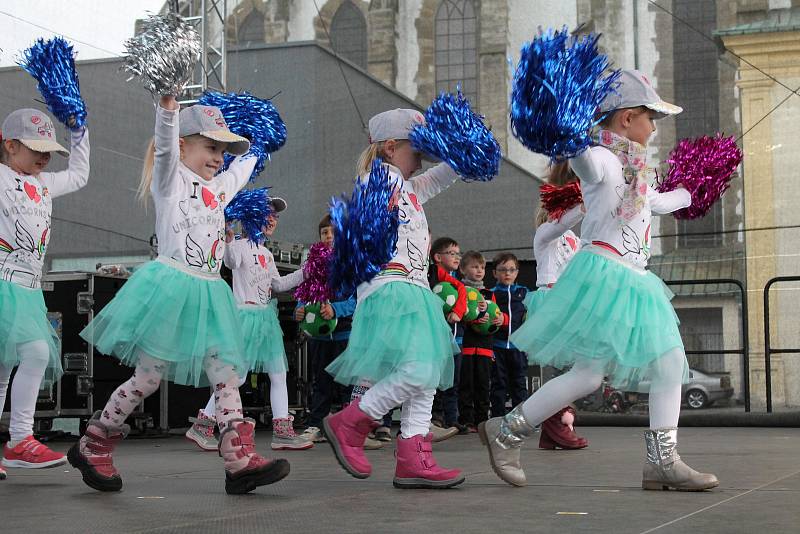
[[294, 242, 333, 303], [657, 134, 742, 220], [540, 181, 583, 221]]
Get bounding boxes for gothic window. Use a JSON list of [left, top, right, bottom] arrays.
[[238, 9, 265, 44], [435, 0, 478, 105], [331, 1, 368, 69]]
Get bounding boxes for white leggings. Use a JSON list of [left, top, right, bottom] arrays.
[[521, 348, 685, 430], [0, 340, 50, 442], [359, 364, 434, 437], [201, 371, 289, 420]]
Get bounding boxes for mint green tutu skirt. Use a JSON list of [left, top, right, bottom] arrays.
[[239, 305, 288, 374], [326, 282, 457, 390], [0, 281, 62, 380], [80, 258, 246, 387], [522, 287, 549, 314], [511, 249, 688, 388]]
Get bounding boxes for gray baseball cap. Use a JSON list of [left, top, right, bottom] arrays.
[[1, 109, 69, 157], [599, 70, 682, 119], [368, 108, 427, 143], [178, 105, 250, 155]]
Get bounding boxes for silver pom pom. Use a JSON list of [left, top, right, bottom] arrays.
[[122, 13, 201, 97]]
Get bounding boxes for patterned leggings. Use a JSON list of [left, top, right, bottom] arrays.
[[100, 350, 243, 431]]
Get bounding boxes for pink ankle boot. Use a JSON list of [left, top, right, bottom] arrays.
[[322, 399, 378, 478], [393, 433, 465, 489], [219, 418, 290, 494], [67, 411, 129, 492]]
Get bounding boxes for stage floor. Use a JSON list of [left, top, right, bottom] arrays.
[[2, 426, 799, 533]]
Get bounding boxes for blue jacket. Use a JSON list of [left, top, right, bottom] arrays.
[[491, 283, 529, 350]]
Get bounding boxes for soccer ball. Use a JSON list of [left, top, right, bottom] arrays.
[[300, 302, 338, 337], [463, 287, 485, 322], [470, 301, 502, 335], [432, 282, 459, 313]]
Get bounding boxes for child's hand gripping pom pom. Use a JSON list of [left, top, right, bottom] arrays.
[[18, 37, 87, 129], [122, 13, 201, 97], [409, 89, 501, 182], [656, 134, 742, 220]]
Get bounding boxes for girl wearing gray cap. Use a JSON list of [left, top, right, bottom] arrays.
[[481, 70, 719, 492], [323, 108, 464, 489], [0, 109, 89, 478], [69, 95, 289, 495]]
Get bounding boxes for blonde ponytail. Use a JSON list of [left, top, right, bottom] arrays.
[[356, 141, 387, 177], [137, 137, 156, 204]]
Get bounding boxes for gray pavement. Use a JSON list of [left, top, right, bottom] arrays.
[[2, 426, 799, 533]]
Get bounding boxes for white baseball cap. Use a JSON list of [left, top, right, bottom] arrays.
[[368, 108, 427, 143], [179, 105, 250, 155], [599, 70, 682, 119], [1, 109, 69, 157]]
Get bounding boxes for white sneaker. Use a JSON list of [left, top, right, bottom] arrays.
[[301, 426, 327, 443]]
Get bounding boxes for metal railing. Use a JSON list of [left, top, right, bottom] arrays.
[[664, 278, 750, 412], [763, 276, 800, 413]]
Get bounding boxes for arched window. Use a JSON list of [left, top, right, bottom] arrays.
[[331, 1, 368, 69], [435, 0, 478, 105], [238, 9, 265, 44]]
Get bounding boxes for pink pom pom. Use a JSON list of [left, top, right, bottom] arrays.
[[294, 242, 333, 303], [657, 134, 742, 220]]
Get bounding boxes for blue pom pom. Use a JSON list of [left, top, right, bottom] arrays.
[[328, 159, 401, 298], [409, 89, 501, 182], [198, 91, 286, 181], [18, 37, 87, 129], [224, 187, 274, 244], [511, 27, 620, 160]]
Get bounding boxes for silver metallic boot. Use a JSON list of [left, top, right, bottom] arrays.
[[478, 404, 537, 487], [642, 428, 719, 491]]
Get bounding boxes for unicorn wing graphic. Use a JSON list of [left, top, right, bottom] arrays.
[[14, 220, 36, 253], [620, 225, 641, 256], [185, 234, 206, 267], [407, 239, 425, 272], [257, 286, 269, 304]]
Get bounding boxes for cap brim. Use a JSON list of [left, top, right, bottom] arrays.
[[645, 100, 683, 118], [20, 139, 69, 157], [201, 130, 251, 155], [270, 197, 287, 213]]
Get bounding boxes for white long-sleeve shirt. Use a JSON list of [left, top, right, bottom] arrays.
[[223, 237, 304, 305], [569, 146, 691, 268], [0, 127, 90, 288], [151, 105, 256, 274], [357, 162, 458, 301], [533, 204, 583, 287]]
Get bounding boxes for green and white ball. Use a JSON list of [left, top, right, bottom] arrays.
[[463, 287, 485, 322], [433, 282, 459, 313], [300, 302, 338, 337], [470, 301, 502, 335]]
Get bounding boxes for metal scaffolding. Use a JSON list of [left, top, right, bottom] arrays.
[[170, 0, 228, 102]]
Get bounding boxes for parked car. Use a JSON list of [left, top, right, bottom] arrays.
[[682, 369, 734, 409], [622, 369, 734, 410]]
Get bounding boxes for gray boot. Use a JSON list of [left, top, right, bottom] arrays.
[[642, 428, 719, 491], [478, 404, 537, 487]]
